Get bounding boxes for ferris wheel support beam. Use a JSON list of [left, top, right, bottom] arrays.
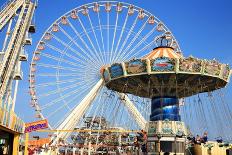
[[0, 1, 35, 106], [117, 93, 147, 130], [51, 79, 104, 145], [0, 0, 24, 30], [2, 18, 13, 52]]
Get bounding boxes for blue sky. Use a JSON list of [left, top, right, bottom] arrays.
[[30, 0, 232, 61], [1, 0, 232, 135]]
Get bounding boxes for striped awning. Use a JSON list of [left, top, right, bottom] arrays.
[[143, 46, 182, 59]]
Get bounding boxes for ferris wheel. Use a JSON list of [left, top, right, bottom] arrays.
[[29, 1, 182, 140]]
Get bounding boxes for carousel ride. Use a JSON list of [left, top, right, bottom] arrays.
[[101, 35, 231, 154], [28, 1, 232, 154]]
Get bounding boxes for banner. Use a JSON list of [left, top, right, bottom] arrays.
[[25, 119, 48, 133], [28, 138, 50, 146]]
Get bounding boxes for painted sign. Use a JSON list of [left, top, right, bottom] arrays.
[[179, 57, 202, 72], [221, 64, 230, 80], [109, 63, 123, 78], [151, 57, 175, 72], [204, 60, 221, 76], [28, 138, 51, 146], [125, 59, 146, 74], [25, 119, 48, 133]]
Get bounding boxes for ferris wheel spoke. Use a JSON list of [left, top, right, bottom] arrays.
[[113, 103, 124, 126], [38, 60, 98, 74], [40, 52, 86, 68], [87, 15, 105, 64], [67, 19, 103, 65], [45, 43, 95, 68], [38, 81, 84, 98], [41, 79, 96, 110], [37, 71, 97, 80], [95, 100, 108, 145], [117, 15, 138, 56], [37, 73, 81, 77], [44, 78, 95, 101], [87, 93, 105, 130], [54, 98, 96, 129], [132, 40, 154, 57], [120, 23, 153, 61], [122, 27, 155, 61], [107, 12, 110, 62], [117, 18, 149, 61], [108, 98, 121, 125], [53, 80, 104, 141], [97, 12, 106, 63], [77, 17, 103, 64], [109, 12, 119, 63], [36, 62, 82, 72], [58, 25, 97, 64], [112, 13, 129, 63], [46, 83, 98, 120], [35, 77, 82, 88], [50, 34, 99, 67]]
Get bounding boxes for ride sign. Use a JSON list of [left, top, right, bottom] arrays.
[[25, 119, 48, 133]]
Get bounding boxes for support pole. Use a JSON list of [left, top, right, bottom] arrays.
[[24, 133, 29, 155], [12, 134, 19, 155], [11, 80, 19, 111], [2, 18, 12, 52], [117, 93, 147, 129], [52, 79, 103, 144]]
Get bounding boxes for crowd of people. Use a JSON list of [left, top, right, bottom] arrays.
[[191, 132, 208, 145]]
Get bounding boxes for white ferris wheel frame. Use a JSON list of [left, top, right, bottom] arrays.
[[29, 1, 181, 142]]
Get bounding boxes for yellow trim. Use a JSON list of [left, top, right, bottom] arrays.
[[37, 129, 140, 133], [0, 108, 24, 133], [24, 133, 29, 155], [12, 134, 19, 155]]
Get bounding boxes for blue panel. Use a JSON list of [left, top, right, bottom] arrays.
[[151, 97, 178, 109], [110, 64, 123, 78], [150, 97, 180, 121]]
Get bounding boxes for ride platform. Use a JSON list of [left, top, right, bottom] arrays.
[[102, 46, 231, 98]]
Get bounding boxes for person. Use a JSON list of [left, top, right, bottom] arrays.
[[134, 136, 139, 155], [201, 132, 208, 143], [141, 144, 147, 155], [3, 143, 8, 155], [196, 135, 201, 144], [141, 131, 148, 155], [192, 136, 196, 144]]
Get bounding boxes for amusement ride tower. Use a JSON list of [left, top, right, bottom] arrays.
[[101, 36, 231, 154]]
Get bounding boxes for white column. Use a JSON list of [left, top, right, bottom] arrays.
[[52, 79, 104, 144], [117, 93, 147, 129]]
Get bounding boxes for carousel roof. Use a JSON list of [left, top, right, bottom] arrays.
[[144, 46, 182, 59]]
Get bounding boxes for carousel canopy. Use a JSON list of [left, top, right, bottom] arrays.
[[102, 46, 231, 98], [143, 46, 182, 59]]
